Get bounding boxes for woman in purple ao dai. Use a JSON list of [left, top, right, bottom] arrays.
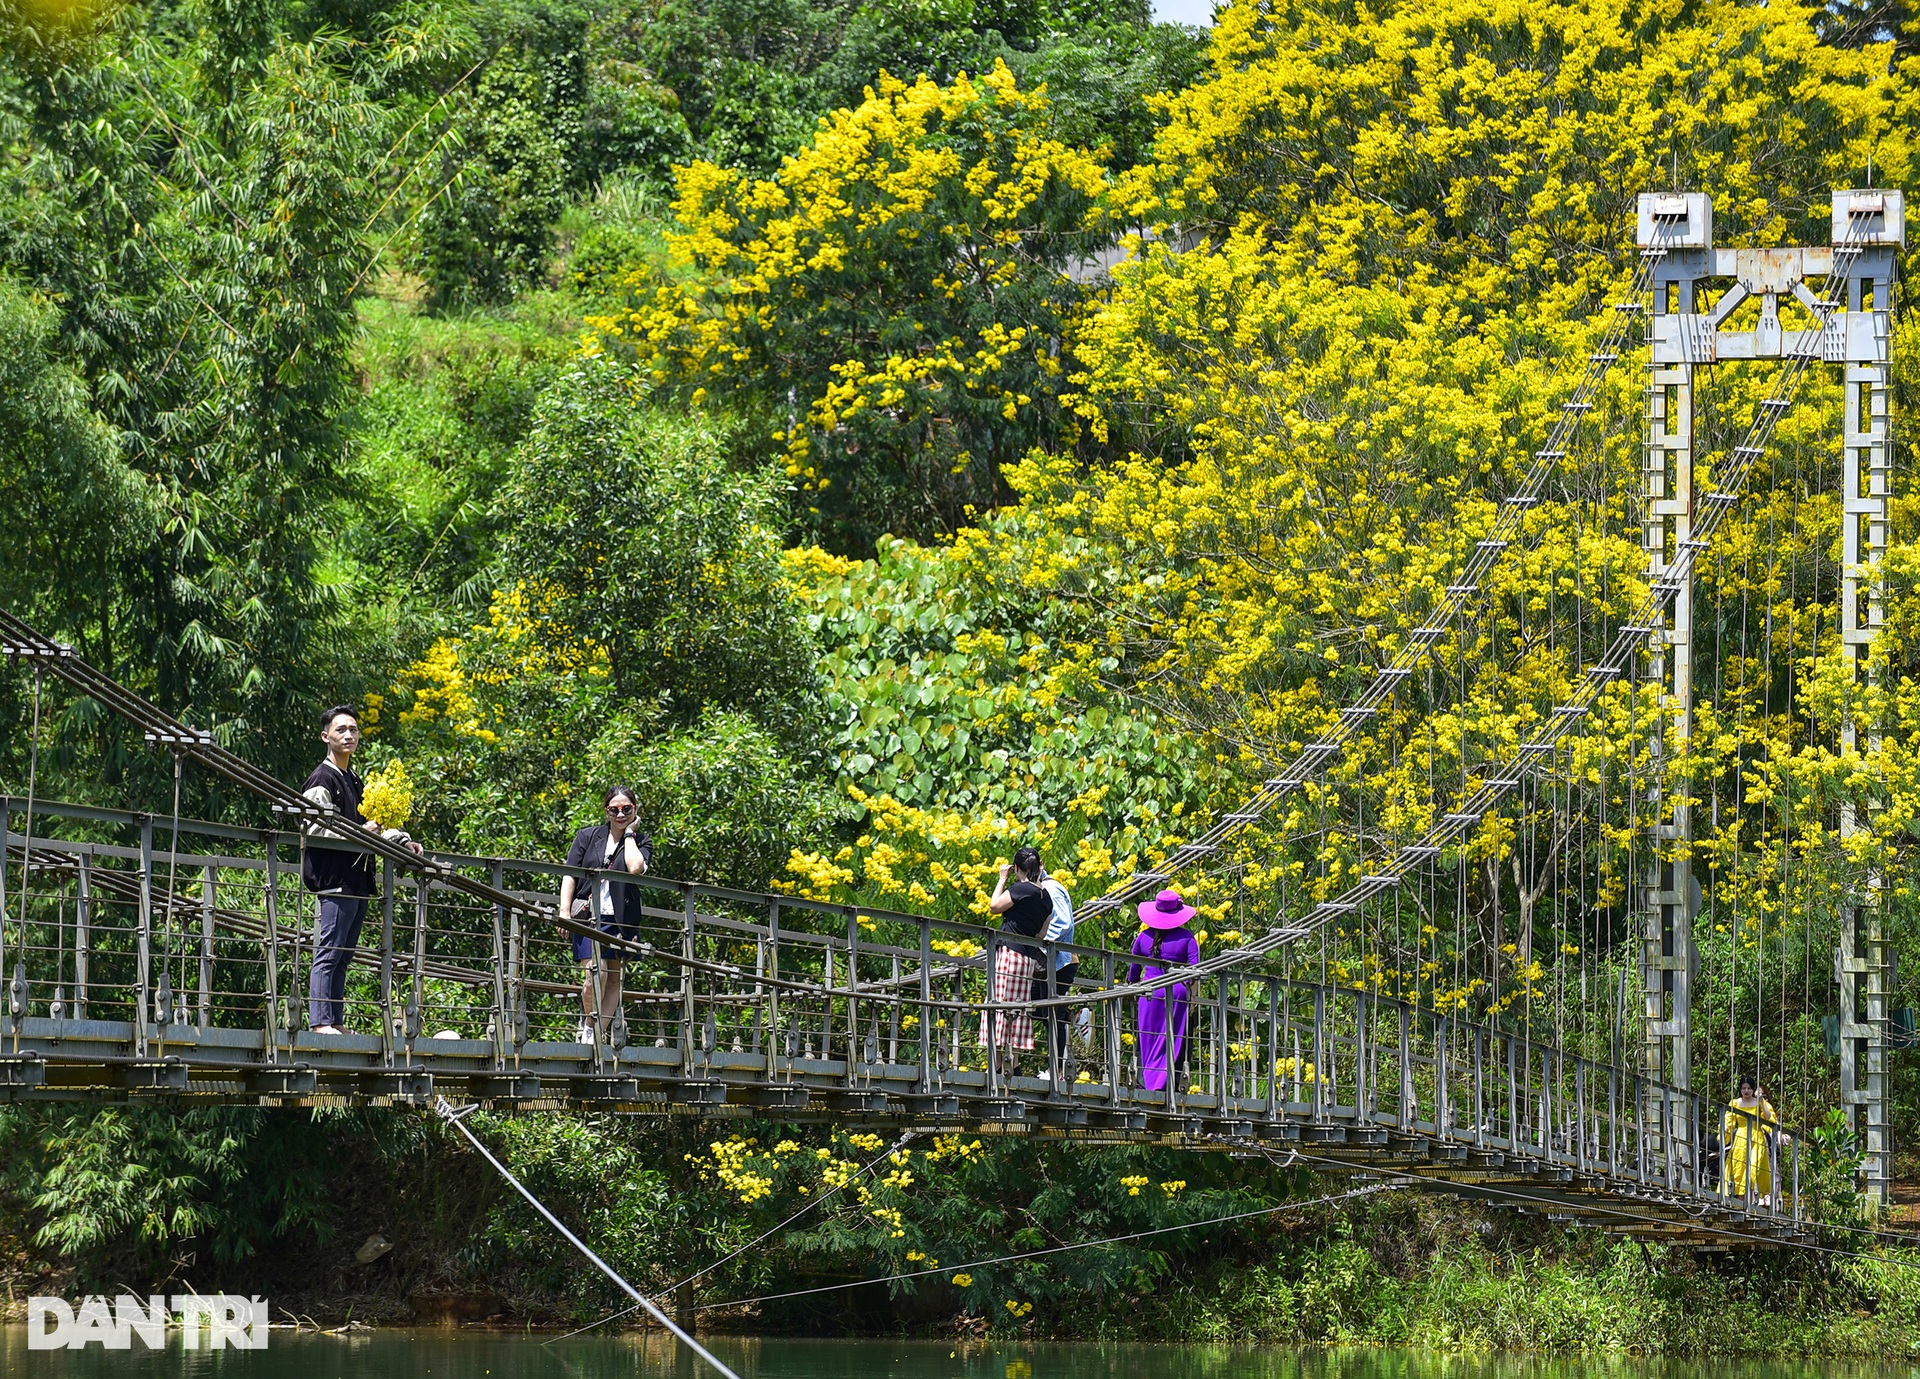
[[1128, 889, 1199, 1092]]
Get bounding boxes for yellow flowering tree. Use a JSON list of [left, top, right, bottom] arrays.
[[995, 0, 1918, 1077], [589, 61, 1112, 549]]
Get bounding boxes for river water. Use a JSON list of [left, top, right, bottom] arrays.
[[0, 1330, 1911, 1379]]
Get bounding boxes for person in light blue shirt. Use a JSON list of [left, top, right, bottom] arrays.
[[1031, 856, 1080, 1076]]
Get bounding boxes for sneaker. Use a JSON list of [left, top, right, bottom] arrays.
[[576, 1021, 595, 1045], [1036, 1069, 1050, 1081], [310, 1024, 344, 1036]]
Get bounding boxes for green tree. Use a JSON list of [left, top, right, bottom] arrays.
[[499, 361, 820, 739], [584, 706, 851, 886], [418, 2, 590, 305], [0, 279, 157, 679], [0, 0, 463, 794]]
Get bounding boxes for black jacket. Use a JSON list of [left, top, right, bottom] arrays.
[[300, 760, 376, 896], [564, 824, 655, 929]]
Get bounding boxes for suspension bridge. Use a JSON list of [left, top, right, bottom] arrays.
[[0, 190, 1909, 1255]]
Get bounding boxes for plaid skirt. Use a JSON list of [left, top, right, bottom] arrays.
[[979, 943, 1038, 1052]]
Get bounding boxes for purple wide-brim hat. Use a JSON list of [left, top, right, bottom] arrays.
[[1138, 888, 1196, 929]]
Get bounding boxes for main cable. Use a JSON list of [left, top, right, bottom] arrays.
[[1075, 228, 1679, 924], [1040, 213, 1877, 1016]]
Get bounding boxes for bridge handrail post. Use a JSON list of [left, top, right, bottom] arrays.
[[915, 914, 930, 1092], [1105, 951, 1120, 1108], [379, 856, 395, 1068], [1665, 1087, 1677, 1190], [509, 884, 526, 1054], [1576, 1059, 1588, 1174], [198, 862, 214, 1031], [1506, 1032, 1518, 1151], [887, 954, 900, 1070], [135, 817, 154, 1058], [1538, 1040, 1548, 1154], [769, 900, 783, 1079], [682, 892, 697, 1073], [1471, 1026, 1484, 1148], [1353, 992, 1367, 1124], [75, 852, 89, 1020], [1044, 935, 1062, 1097], [406, 879, 427, 1057], [1312, 986, 1327, 1122], [845, 906, 859, 1089], [984, 928, 999, 1097], [1693, 1093, 1708, 1196], [1791, 1130, 1801, 1222], [1397, 1002, 1412, 1130], [261, 841, 283, 1063], [819, 941, 833, 1063], [1435, 1015, 1451, 1138], [489, 862, 508, 1072], [1266, 983, 1281, 1121], [1215, 969, 1230, 1106], [287, 834, 308, 1038]]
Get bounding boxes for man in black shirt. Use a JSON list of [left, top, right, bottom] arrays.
[[300, 705, 421, 1034]]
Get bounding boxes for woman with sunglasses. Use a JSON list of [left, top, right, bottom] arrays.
[[557, 785, 653, 1045]]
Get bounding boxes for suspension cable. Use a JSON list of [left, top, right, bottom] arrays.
[[1077, 232, 1680, 923]]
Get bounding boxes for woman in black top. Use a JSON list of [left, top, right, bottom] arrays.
[[981, 846, 1050, 1060], [556, 785, 653, 1046]]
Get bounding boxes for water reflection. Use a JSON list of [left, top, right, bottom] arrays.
[[0, 1328, 1910, 1379]]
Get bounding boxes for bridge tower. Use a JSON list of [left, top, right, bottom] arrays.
[[1636, 189, 1903, 1203], [1835, 191, 1901, 1205], [1637, 192, 1710, 1107]]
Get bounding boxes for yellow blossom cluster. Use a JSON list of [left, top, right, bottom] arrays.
[[925, 1134, 985, 1164], [1273, 1056, 1320, 1086], [588, 63, 1107, 501], [686, 1135, 778, 1206], [359, 759, 415, 832]]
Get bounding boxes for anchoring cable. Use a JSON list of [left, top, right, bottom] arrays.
[[547, 1126, 927, 1344], [433, 1097, 742, 1379], [693, 1180, 1401, 1314]]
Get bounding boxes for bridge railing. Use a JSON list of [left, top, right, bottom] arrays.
[[0, 796, 1804, 1225]]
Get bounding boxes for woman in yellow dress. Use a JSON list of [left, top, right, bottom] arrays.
[[1722, 1075, 1779, 1204]]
